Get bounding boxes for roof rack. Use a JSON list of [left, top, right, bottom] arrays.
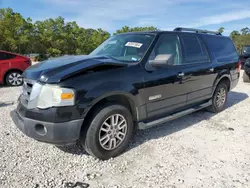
[[173, 27, 221, 35]]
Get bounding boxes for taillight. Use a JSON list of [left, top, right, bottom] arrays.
[[236, 60, 241, 73]]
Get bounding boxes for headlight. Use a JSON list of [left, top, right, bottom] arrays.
[[37, 84, 75, 109]]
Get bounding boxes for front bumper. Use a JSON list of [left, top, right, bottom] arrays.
[[10, 109, 84, 146]]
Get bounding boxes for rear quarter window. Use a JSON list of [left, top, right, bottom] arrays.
[[0, 52, 16, 60], [202, 36, 238, 62]]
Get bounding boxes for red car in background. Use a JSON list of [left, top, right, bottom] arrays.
[[0, 50, 31, 86]]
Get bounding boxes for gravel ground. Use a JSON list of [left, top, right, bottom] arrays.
[[0, 72, 250, 188]]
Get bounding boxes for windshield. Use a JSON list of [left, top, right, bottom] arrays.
[[90, 34, 155, 62], [243, 46, 250, 54]]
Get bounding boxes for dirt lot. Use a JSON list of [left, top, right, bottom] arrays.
[[0, 72, 250, 188]]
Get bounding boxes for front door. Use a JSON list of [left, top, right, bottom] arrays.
[[142, 33, 191, 120]]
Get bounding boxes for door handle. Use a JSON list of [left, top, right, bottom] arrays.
[[178, 72, 185, 77], [209, 68, 214, 72]]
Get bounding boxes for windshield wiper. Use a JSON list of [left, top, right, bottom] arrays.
[[99, 55, 139, 63], [102, 55, 119, 61]]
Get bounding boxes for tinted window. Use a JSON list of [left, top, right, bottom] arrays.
[[180, 35, 209, 63], [0, 52, 5, 60], [149, 34, 182, 65], [203, 36, 238, 62], [0, 52, 16, 60]]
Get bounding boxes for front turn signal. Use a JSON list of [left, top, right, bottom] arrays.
[[61, 93, 74, 100]]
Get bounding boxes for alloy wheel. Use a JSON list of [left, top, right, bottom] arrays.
[[99, 114, 127, 150], [216, 87, 226, 107], [8, 72, 23, 86]]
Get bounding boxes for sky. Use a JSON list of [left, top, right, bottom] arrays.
[[1, 0, 250, 36]]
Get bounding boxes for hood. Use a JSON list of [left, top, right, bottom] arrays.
[[23, 55, 127, 83]]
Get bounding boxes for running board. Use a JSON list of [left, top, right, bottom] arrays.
[[138, 100, 212, 130]]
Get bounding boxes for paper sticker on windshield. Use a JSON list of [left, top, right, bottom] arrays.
[[131, 57, 138, 61], [125, 42, 143, 48]]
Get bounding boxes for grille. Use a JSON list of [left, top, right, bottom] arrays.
[[21, 79, 35, 105]]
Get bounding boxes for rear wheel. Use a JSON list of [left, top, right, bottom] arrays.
[[5, 71, 23, 86], [81, 104, 134, 160], [207, 82, 228, 113]]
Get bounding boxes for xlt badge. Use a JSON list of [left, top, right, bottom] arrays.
[[149, 94, 162, 101]]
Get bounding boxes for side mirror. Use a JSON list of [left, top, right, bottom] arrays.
[[148, 54, 174, 68]]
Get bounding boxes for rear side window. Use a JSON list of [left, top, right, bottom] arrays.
[[180, 35, 209, 63], [0, 52, 16, 60], [202, 36, 238, 62]]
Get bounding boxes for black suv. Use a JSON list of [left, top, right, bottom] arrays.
[[240, 45, 250, 67], [243, 58, 250, 82], [240, 45, 250, 82], [11, 28, 240, 159]]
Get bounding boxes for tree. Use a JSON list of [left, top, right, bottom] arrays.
[[0, 8, 31, 53], [1, 8, 250, 59], [230, 29, 250, 53], [218, 27, 225, 34], [0, 8, 111, 58], [241, 27, 250, 35], [114, 26, 159, 34], [230, 30, 240, 39]]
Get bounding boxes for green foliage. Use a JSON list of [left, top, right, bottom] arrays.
[[0, 8, 157, 58], [0, 8, 110, 58], [227, 28, 250, 53], [232, 34, 250, 53], [114, 26, 159, 34], [230, 30, 240, 39], [241, 27, 250, 35], [218, 27, 225, 34], [0, 8, 32, 53], [1, 8, 249, 59]]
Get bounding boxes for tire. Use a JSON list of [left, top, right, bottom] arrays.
[[207, 82, 228, 113], [5, 71, 23, 86], [81, 104, 134, 160], [243, 71, 250, 83]]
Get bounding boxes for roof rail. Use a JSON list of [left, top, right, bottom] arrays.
[[173, 27, 221, 35]]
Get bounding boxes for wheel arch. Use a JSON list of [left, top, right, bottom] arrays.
[[83, 92, 138, 122], [79, 92, 138, 140], [213, 74, 231, 95]]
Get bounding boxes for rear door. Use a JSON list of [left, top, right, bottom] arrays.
[[0, 52, 11, 78], [178, 33, 217, 105], [0, 52, 17, 81], [0, 52, 16, 66]]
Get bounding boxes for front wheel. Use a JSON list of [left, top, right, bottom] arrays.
[[81, 104, 134, 160], [207, 82, 228, 113], [5, 71, 23, 86]]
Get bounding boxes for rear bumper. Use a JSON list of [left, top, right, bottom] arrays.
[[231, 78, 239, 90], [10, 110, 84, 146], [245, 66, 250, 75]]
